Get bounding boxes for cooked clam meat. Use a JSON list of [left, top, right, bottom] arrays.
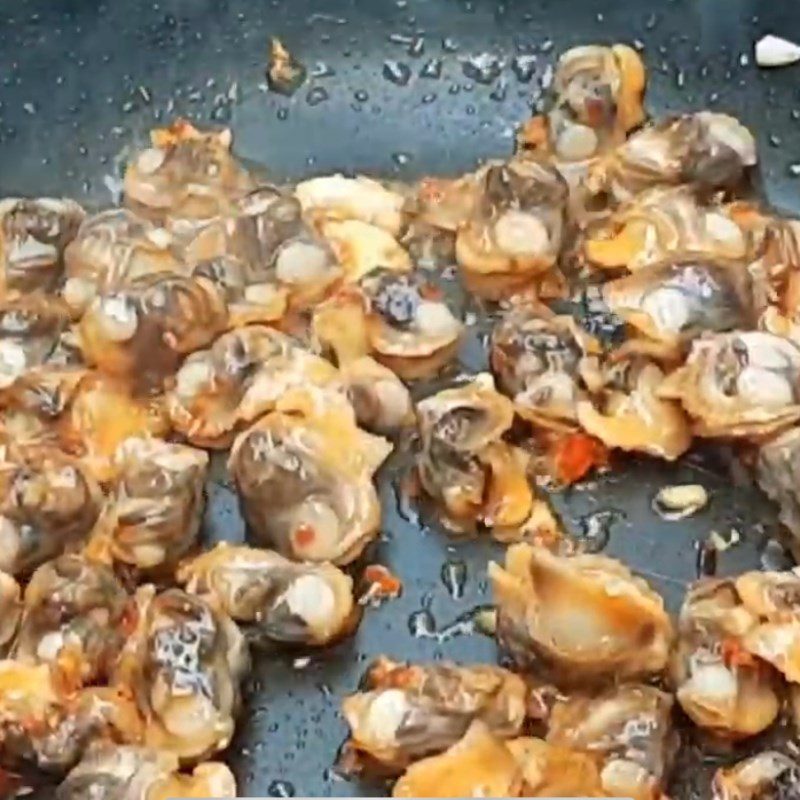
[[342, 655, 527, 772], [489, 543, 673, 684], [391, 720, 524, 798], [412, 171, 482, 233], [582, 187, 751, 273], [712, 751, 800, 800], [455, 159, 568, 299], [415, 373, 534, 531], [602, 257, 755, 357], [295, 173, 406, 236], [658, 330, 800, 438], [177, 542, 357, 646], [62, 208, 184, 316], [229, 390, 391, 564], [0, 570, 20, 653], [757, 426, 800, 550], [56, 742, 237, 800], [91, 437, 208, 573], [168, 325, 339, 448], [313, 268, 463, 380], [0, 198, 85, 296], [114, 587, 249, 762], [0, 444, 102, 576], [576, 356, 692, 460], [588, 112, 758, 202], [547, 684, 677, 800], [124, 119, 254, 227], [12, 555, 128, 686], [490, 308, 600, 430], [669, 578, 780, 738], [78, 271, 228, 391]]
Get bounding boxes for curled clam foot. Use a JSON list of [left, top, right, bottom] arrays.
[[602, 257, 755, 359], [490, 308, 601, 431], [177, 543, 358, 647], [77, 271, 228, 391], [547, 684, 677, 800], [588, 112, 757, 203], [88, 438, 208, 574], [313, 269, 463, 380], [0, 444, 102, 577], [581, 187, 751, 273], [0, 571, 20, 652], [712, 751, 800, 800], [489, 543, 673, 685], [124, 119, 254, 226], [229, 390, 392, 565], [113, 587, 249, 762], [12, 555, 129, 687], [63, 208, 184, 316], [56, 742, 237, 800], [757, 426, 800, 548], [455, 159, 568, 299], [391, 720, 524, 798], [295, 173, 406, 236], [341, 655, 527, 773], [168, 325, 339, 448], [669, 578, 781, 739], [658, 331, 800, 439], [0, 197, 85, 296], [415, 373, 534, 533], [576, 356, 692, 460]]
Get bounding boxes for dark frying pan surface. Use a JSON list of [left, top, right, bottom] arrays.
[[3, 0, 800, 796]]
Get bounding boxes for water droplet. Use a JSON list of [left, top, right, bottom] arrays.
[[675, 68, 685, 88], [442, 36, 459, 53], [408, 608, 436, 637], [394, 476, 420, 526], [354, 89, 369, 102], [392, 151, 412, 166], [408, 36, 425, 57], [441, 560, 467, 599], [422, 92, 437, 104], [633, 39, 645, 51], [465, 104, 476, 115], [739, 52, 750, 67], [644, 12, 659, 29], [769, 134, 782, 147], [22, 102, 36, 115], [511, 54, 537, 83], [596, 12, 604, 22], [388, 32, 413, 45], [540, 38, 554, 53], [448, 83, 461, 95], [540, 63, 554, 89], [277, 107, 289, 121], [761, 538, 793, 571], [696, 539, 717, 578], [462, 53, 502, 84], [708, 91, 719, 104], [490, 78, 508, 102], [306, 86, 329, 106], [792, 109, 800, 121], [310, 61, 335, 78], [421, 57, 443, 79], [268, 780, 296, 797], [383, 59, 412, 86], [577, 508, 624, 553], [789, 163, 800, 177]]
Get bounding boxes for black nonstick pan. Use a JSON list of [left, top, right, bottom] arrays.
[[3, 0, 800, 796]]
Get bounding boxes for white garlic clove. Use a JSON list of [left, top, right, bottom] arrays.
[[755, 35, 800, 68], [652, 484, 709, 521]]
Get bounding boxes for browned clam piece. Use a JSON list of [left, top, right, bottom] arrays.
[[0, 659, 143, 773], [547, 684, 677, 800], [582, 187, 751, 273], [576, 355, 692, 460], [229, 391, 392, 565], [455, 159, 568, 299], [658, 331, 800, 439], [669, 579, 781, 739], [757, 427, 800, 554], [56, 742, 237, 800], [517, 44, 647, 163], [123, 119, 255, 229], [0, 570, 21, 653], [0, 444, 102, 577], [88, 438, 208, 573], [177, 542, 357, 647], [587, 112, 758, 203], [62, 208, 184, 317], [167, 325, 339, 448], [313, 268, 463, 380], [602, 256, 755, 362], [77, 270, 228, 392], [341, 655, 527, 774], [490, 308, 601, 431], [0, 197, 85, 296], [12, 555, 128, 687], [114, 587, 249, 762], [415, 373, 534, 533], [489, 543, 673, 685], [712, 751, 800, 800], [391, 720, 524, 798]]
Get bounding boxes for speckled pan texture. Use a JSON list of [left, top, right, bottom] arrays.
[[3, 0, 800, 796]]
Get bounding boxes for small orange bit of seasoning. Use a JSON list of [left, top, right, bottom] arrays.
[[419, 283, 444, 301], [294, 523, 316, 549], [363, 564, 403, 599], [721, 637, 759, 670], [551, 432, 609, 485]]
